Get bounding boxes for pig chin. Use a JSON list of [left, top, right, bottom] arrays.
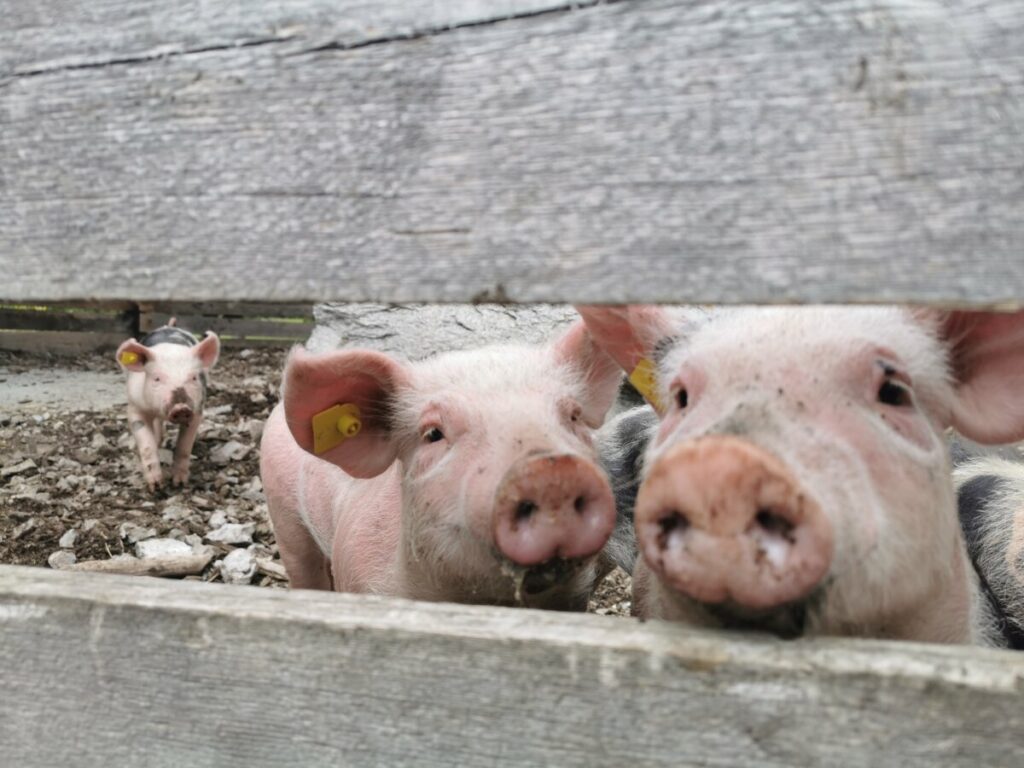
[[670, 585, 830, 639]]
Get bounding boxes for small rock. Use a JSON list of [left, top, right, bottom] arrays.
[[208, 510, 228, 528], [206, 522, 255, 545], [48, 550, 77, 569], [72, 448, 100, 465], [119, 522, 158, 544], [218, 548, 256, 584], [117, 432, 133, 449], [58, 528, 78, 549], [82, 519, 100, 533], [239, 348, 255, 359], [209, 440, 251, 465], [250, 393, 268, 405], [161, 503, 190, 522], [90, 432, 110, 450], [205, 404, 233, 418], [1, 458, 37, 479], [183, 534, 217, 558], [136, 538, 192, 559], [158, 448, 173, 465], [12, 518, 37, 539]]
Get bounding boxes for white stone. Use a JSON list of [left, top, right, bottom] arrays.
[[219, 548, 256, 585], [47, 550, 77, 569], [135, 538, 192, 559], [210, 440, 251, 465], [58, 529, 78, 549], [206, 522, 255, 545]]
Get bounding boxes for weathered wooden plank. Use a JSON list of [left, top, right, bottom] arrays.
[[144, 301, 313, 319], [0, 306, 135, 333], [1, 564, 1022, 768], [1, 0, 593, 75], [1, 1, 1023, 305], [0, 330, 127, 355]]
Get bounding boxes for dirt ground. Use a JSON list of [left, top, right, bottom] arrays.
[[0, 347, 631, 614]]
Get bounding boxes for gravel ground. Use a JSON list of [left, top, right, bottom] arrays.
[[0, 347, 631, 614]]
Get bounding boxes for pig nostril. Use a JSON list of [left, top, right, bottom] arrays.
[[656, 511, 689, 550], [573, 496, 586, 514], [755, 509, 795, 541], [515, 500, 538, 523]]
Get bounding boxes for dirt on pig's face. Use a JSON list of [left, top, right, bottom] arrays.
[[391, 345, 613, 609], [641, 307, 974, 640]]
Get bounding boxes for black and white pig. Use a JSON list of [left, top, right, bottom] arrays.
[[116, 322, 220, 491], [582, 304, 1024, 646]]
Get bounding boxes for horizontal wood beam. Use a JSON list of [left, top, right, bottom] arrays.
[[1, 564, 1023, 767], [1, 0, 1022, 304]]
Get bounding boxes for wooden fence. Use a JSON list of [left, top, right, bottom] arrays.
[[1, 0, 1023, 766], [0, 302, 313, 353]]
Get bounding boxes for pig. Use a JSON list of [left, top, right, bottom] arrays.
[[579, 304, 1024, 645], [954, 454, 1024, 649], [259, 321, 625, 610], [115, 321, 220, 491]]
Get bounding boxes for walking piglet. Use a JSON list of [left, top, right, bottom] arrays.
[[116, 322, 220, 491]]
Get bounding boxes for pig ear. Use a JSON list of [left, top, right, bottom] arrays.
[[193, 333, 220, 370], [115, 339, 149, 372], [551, 321, 624, 427], [574, 305, 677, 412], [282, 347, 411, 478], [926, 309, 1024, 444]]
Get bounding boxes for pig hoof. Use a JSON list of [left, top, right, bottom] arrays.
[[171, 470, 189, 487]]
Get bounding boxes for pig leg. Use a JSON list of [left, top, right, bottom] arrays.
[[171, 413, 202, 487], [129, 408, 163, 491]]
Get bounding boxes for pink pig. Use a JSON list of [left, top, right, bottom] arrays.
[[116, 322, 220, 491], [260, 321, 623, 610], [580, 305, 1024, 645]]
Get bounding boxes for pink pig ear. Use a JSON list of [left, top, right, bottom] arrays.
[[928, 309, 1024, 444], [574, 305, 677, 411], [193, 332, 221, 370], [115, 339, 149, 372], [550, 320, 624, 428], [283, 347, 412, 478]]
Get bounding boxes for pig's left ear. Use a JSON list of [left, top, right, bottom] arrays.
[[928, 310, 1024, 443], [551, 321, 625, 428], [193, 333, 221, 371]]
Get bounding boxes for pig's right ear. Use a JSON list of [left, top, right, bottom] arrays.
[[115, 340, 149, 372], [282, 347, 411, 478], [574, 305, 677, 412]]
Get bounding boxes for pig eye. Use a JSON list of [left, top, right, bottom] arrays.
[[676, 389, 689, 410], [878, 379, 911, 407], [153, 375, 162, 383], [423, 427, 445, 444]]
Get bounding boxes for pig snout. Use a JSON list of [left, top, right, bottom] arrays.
[[635, 436, 833, 610], [168, 403, 194, 424], [493, 454, 616, 566]]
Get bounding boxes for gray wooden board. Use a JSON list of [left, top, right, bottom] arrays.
[[1, 1, 1022, 305], [1, 564, 1023, 768]]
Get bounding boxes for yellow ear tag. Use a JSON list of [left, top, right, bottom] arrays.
[[312, 403, 362, 455], [120, 351, 140, 366], [628, 358, 665, 413]]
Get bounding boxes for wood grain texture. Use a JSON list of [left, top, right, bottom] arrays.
[[1, 0, 1023, 304], [1, 564, 1023, 768]]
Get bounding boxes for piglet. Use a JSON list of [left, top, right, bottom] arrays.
[[260, 321, 623, 610], [581, 304, 1024, 645], [116, 321, 220, 491]]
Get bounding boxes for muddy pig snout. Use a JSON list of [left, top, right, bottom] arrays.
[[493, 454, 616, 566], [635, 436, 833, 610]]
